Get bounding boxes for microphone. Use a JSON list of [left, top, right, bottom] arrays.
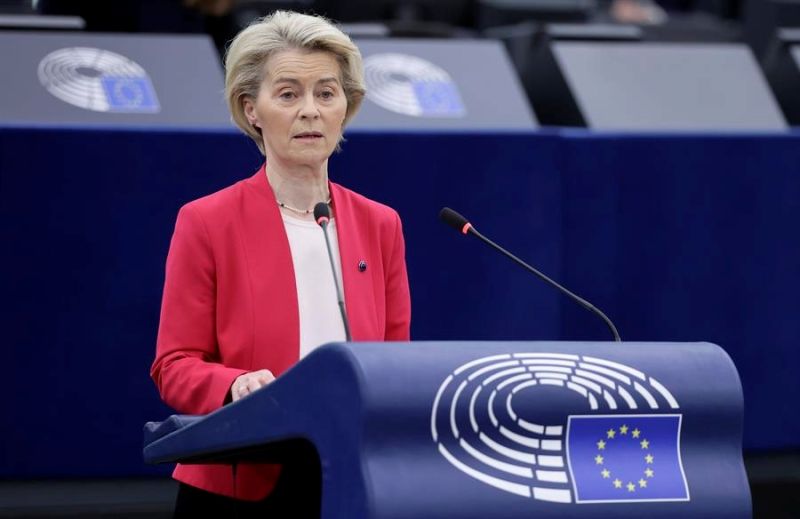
[[314, 202, 352, 341], [439, 207, 621, 341]]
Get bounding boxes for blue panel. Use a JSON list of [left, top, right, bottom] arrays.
[[558, 132, 800, 450], [330, 131, 564, 343], [1, 126, 799, 481], [0, 127, 262, 477]]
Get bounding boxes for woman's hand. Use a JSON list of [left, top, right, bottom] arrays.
[[230, 369, 275, 402]]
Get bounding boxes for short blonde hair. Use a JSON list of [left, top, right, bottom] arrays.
[[224, 11, 366, 155]]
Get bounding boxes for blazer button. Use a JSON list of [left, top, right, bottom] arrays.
[[358, 260, 367, 272]]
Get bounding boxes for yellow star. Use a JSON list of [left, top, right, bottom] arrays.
[[627, 482, 636, 492], [645, 454, 654, 464], [640, 439, 650, 449], [595, 454, 604, 465], [606, 428, 616, 439], [639, 478, 648, 488], [597, 440, 606, 450], [645, 468, 654, 478], [620, 424, 629, 435], [613, 479, 622, 489], [632, 428, 641, 438], [601, 469, 611, 478]]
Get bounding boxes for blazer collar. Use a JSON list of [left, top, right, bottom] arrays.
[[244, 163, 334, 212], [243, 163, 379, 341]]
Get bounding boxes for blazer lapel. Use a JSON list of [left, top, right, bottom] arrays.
[[330, 183, 379, 341], [241, 166, 300, 374]]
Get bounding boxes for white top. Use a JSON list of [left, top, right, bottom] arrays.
[[282, 214, 347, 358]]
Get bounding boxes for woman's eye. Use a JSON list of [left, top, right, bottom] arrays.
[[279, 91, 295, 100], [319, 90, 334, 99]]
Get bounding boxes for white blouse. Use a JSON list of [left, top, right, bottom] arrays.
[[282, 213, 347, 358]]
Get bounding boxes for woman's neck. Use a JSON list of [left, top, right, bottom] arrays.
[[266, 158, 331, 218]]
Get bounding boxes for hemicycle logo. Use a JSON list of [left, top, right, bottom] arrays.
[[364, 53, 465, 118], [431, 353, 690, 504], [38, 47, 160, 113]]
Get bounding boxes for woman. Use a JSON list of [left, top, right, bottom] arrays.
[[151, 10, 411, 517]]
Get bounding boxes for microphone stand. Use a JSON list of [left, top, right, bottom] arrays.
[[315, 203, 352, 341]]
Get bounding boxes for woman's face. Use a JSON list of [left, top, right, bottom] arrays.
[[244, 49, 348, 168]]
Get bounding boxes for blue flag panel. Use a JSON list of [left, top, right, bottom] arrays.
[[567, 414, 689, 503], [412, 81, 465, 117], [101, 76, 160, 112]]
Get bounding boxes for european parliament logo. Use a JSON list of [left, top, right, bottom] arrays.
[[364, 53, 465, 118], [38, 47, 161, 113], [567, 414, 689, 503], [431, 353, 690, 505]]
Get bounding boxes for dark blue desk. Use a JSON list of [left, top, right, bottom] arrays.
[[1, 126, 798, 477]]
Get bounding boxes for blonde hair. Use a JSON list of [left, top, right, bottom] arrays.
[[224, 11, 366, 155]]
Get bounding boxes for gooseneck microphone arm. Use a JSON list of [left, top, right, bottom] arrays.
[[439, 207, 621, 342], [314, 202, 352, 341]]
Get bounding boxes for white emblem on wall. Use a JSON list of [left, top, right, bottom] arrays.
[[38, 47, 160, 113], [363, 53, 465, 118], [431, 353, 688, 504]]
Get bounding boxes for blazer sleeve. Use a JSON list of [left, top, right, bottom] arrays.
[[150, 204, 247, 414], [384, 210, 411, 341]]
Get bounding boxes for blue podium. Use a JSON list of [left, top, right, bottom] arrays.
[[143, 342, 750, 518]]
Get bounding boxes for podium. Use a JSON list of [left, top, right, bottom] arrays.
[[143, 342, 750, 518]]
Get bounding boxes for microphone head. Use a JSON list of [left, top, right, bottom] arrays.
[[314, 202, 330, 226], [439, 207, 473, 235]]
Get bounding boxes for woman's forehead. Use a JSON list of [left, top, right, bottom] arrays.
[[264, 49, 342, 83]]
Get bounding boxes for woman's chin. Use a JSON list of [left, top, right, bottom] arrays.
[[284, 149, 332, 168]]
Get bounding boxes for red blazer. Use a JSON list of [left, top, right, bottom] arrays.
[[151, 165, 411, 500]]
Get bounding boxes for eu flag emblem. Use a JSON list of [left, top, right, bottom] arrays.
[[412, 81, 465, 117], [566, 414, 689, 503], [101, 76, 160, 113]]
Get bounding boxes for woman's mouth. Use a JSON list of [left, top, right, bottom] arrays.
[[294, 132, 323, 140]]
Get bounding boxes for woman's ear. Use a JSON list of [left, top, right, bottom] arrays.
[[243, 99, 260, 128]]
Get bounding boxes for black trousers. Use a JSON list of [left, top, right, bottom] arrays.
[[173, 460, 321, 518]]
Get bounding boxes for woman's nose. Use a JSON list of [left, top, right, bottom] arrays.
[[299, 93, 320, 119]]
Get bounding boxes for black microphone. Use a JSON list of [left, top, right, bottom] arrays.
[[314, 202, 352, 341], [439, 207, 621, 341]]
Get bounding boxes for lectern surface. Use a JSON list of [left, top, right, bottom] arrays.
[[145, 341, 749, 518]]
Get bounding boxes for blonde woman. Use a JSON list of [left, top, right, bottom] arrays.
[[151, 11, 411, 516]]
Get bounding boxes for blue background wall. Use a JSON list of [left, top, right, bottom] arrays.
[[1, 127, 798, 477]]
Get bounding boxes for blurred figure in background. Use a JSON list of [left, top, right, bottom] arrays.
[[610, 0, 669, 24], [37, 0, 239, 55]]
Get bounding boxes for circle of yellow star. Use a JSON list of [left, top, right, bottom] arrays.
[[596, 424, 658, 493]]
